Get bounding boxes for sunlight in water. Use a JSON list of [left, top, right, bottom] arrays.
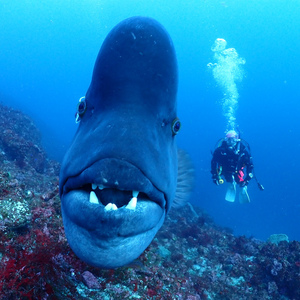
[[208, 38, 246, 130]]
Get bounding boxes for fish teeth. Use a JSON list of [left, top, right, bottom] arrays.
[[104, 203, 118, 211], [126, 197, 137, 210], [132, 191, 139, 198], [92, 183, 105, 190], [89, 186, 140, 211], [89, 191, 99, 204]]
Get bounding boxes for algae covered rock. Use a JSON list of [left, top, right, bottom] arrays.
[[268, 233, 289, 245], [0, 198, 31, 229]]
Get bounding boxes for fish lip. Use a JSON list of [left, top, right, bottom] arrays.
[[61, 192, 166, 268], [61, 190, 165, 237], [61, 158, 166, 209], [60, 158, 166, 236]]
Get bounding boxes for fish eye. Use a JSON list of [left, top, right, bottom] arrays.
[[75, 96, 87, 123], [171, 117, 181, 135], [77, 97, 87, 115]]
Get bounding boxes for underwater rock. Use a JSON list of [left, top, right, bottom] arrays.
[[268, 233, 289, 245], [1, 197, 300, 299], [81, 271, 101, 289], [0, 198, 31, 229], [158, 245, 171, 258], [0, 103, 48, 173]]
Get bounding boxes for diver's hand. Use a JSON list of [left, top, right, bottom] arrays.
[[212, 175, 219, 185], [213, 178, 219, 185]]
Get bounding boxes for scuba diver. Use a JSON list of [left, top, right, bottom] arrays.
[[211, 130, 261, 203]]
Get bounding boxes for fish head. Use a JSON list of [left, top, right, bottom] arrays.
[[59, 16, 179, 268]]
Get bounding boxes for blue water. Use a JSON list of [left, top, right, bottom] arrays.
[[1, 0, 300, 241]]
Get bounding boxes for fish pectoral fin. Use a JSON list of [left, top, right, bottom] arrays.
[[172, 148, 195, 208]]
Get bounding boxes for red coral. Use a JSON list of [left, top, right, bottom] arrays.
[[0, 230, 61, 299], [0, 202, 85, 300], [147, 288, 158, 297]]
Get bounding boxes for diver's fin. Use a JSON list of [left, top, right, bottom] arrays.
[[172, 149, 195, 208], [239, 186, 250, 204], [225, 182, 236, 202]]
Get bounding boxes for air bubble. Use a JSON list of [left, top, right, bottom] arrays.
[[211, 38, 227, 52], [208, 38, 246, 130]]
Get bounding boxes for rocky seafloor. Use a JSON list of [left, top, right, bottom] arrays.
[[1, 103, 300, 300]]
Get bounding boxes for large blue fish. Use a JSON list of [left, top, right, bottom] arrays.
[[59, 16, 193, 269]]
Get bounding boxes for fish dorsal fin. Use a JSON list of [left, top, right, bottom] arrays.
[[172, 149, 195, 208]]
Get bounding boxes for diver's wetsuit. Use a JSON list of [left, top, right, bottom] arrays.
[[211, 140, 254, 184]]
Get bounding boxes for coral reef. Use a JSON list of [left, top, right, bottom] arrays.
[[1, 103, 300, 299]]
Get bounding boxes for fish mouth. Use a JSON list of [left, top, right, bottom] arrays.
[[61, 158, 166, 238]]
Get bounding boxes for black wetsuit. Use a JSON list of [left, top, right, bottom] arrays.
[[211, 140, 254, 184]]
